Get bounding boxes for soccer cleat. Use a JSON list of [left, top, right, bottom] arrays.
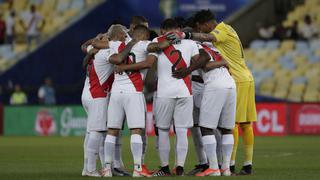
[[186, 164, 209, 176], [175, 166, 184, 176], [82, 170, 101, 177], [172, 167, 176, 175], [101, 167, 112, 177], [220, 168, 231, 176], [112, 167, 131, 176], [133, 168, 152, 177], [238, 165, 252, 175], [153, 166, 171, 177], [195, 168, 221, 176], [142, 164, 155, 174], [81, 169, 86, 176], [230, 165, 236, 174]]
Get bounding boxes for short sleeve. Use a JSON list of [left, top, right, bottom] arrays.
[[210, 29, 227, 42], [96, 49, 115, 62], [190, 41, 200, 57]]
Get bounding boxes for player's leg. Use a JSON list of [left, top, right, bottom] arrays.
[[153, 98, 175, 176], [187, 92, 208, 175], [125, 93, 151, 177], [218, 88, 237, 176], [196, 90, 226, 176], [231, 82, 248, 173], [173, 97, 193, 176], [84, 98, 108, 177], [112, 129, 130, 176], [99, 132, 106, 168], [213, 129, 222, 169], [81, 99, 89, 176], [238, 81, 257, 175], [103, 93, 125, 177]]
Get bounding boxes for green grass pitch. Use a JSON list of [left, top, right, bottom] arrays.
[[0, 136, 319, 180]]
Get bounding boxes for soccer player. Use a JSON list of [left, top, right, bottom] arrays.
[[114, 19, 209, 176], [102, 24, 171, 177], [80, 33, 115, 177], [169, 9, 257, 175]]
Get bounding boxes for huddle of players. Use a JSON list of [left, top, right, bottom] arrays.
[[81, 10, 250, 177]]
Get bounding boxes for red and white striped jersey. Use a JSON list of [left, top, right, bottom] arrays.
[[151, 37, 199, 98], [110, 40, 151, 93], [82, 48, 115, 100], [200, 42, 236, 90]]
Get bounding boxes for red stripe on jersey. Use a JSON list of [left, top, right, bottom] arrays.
[[157, 36, 192, 95], [201, 44, 230, 72], [118, 42, 144, 92], [88, 59, 114, 98]]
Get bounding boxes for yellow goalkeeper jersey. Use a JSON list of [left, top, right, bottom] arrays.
[[210, 22, 253, 82]]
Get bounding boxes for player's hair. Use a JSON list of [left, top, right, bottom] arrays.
[[107, 24, 126, 39], [174, 16, 186, 28], [160, 18, 179, 30], [185, 16, 196, 29], [130, 15, 148, 26], [133, 24, 150, 35], [194, 9, 216, 24]]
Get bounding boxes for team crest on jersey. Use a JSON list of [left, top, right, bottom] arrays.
[[213, 30, 220, 34]]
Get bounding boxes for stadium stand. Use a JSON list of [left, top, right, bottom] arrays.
[[0, 0, 103, 73], [246, 0, 320, 102]]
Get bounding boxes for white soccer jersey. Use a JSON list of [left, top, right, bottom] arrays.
[[151, 37, 199, 98], [200, 42, 236, 90], [81, 48, 115, 100], [110, 40, 151, 93]]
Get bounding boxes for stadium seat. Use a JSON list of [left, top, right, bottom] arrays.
[[249, 40, 265, 50]]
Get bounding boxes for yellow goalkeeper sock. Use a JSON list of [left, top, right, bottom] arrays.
[[230, 123, 239, 166], [240, 123, 254, 166]]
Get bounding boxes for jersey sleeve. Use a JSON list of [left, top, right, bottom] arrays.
[[190, 41, 200, 57], [210, 28, 227, 43]]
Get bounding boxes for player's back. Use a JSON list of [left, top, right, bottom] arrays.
[[154, 38, 199, 98], [201, 42, 235, 90], [82, 48, 115, 100], [110, 40, 151, 93]]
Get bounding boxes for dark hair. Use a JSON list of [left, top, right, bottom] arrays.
[[149, 30, 159, 40], [194, 9, 216, 24], [134, 24, 149, 33], [131, 16, 148, 26], [174, 16, 186, 28], [160, 18, 179, 30], [185, 16, 196, 28]]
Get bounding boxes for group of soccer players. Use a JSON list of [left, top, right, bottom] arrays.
[[80, 9, 257, 177]]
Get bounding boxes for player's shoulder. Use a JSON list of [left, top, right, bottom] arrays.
[[109, 40, 123, 50], [181, 39, 198, 48]]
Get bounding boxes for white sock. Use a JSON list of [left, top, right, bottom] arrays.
[[191, 127, 207, 165], [141, 129, 147, 165], [213, 129, 222, 166], [202, 135, 219, 169], [83, 131, 89, 172], [222, 134, 234, 170], [113, 132, 122, 168], [175, 127, 188, 167], [87, 131, 103, 172], [131, 134, 143, 171], [99, 132, 106, 168], [158, 128, 170, 167], [104, 135, 116, 168]]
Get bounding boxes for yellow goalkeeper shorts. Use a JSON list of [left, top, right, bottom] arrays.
[[235, 81, 257, 123]]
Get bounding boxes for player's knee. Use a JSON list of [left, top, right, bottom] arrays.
[[218, 127, 233, 134], [107, 128, 120, 136], [239, 122, 252, 130], [200, 127, 214, 136], [130, 128, 142, 135], [193, 123, 199, 127]]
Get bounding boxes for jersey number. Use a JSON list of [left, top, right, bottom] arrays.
[[170, 50, 182, 72], [120, 52, 136, 75]]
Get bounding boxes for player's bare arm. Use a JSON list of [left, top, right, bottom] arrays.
[[147, 40, 171, 52], [172, 49, 210, 78], [82, 48, 99, 69], [114, 55, 157, 73], [81, 39, 94, 53], [109, 39, 138, 65], [204, 58, 228, 72], [191, 32, 217, 42]]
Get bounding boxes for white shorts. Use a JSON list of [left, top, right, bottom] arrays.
[[82, 97, 109, 132], [199, 88, 236, 130], [193, 92, 203, 125], [107, 92, 146, 129], [155, 97, 193, 129]]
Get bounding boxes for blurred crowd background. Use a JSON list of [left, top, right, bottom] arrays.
[[0, 0, 319, 105]]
